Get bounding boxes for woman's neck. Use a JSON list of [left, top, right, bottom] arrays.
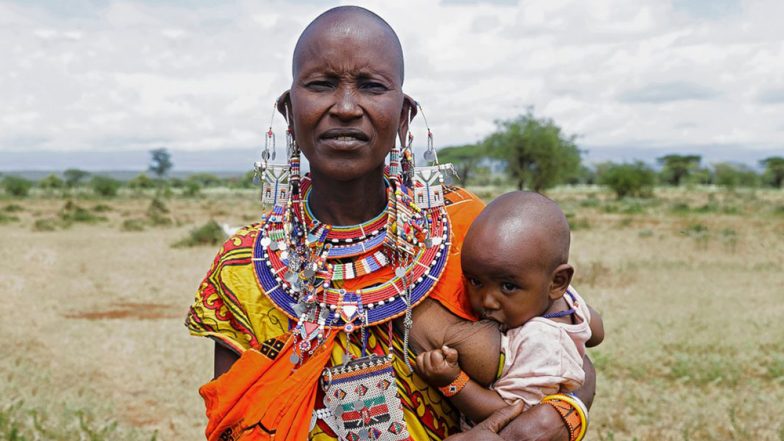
[[306, 167, 388, 226]]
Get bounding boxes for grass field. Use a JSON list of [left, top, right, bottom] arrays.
[[1, 186, 782, 440]]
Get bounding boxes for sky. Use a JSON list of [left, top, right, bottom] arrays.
[[1, 0, 782, 171]]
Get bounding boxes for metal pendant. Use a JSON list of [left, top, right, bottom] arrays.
[[258, 164, 290, 206], [413, 165, 449, 209]]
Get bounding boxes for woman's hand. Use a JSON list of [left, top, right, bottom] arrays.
[[445, 401, 525, 441]]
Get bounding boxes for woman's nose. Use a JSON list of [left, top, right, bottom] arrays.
[[330, 87, 363, 120]]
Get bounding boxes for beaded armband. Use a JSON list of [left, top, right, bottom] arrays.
[[437, 370, 469, 397], [541, 393, 588, 441]]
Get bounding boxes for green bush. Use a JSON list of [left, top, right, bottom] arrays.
[[173, 220, 225, 247], [597, 161, 655, 199], [39, 173, 65, 192], [713, 162, 760, 189], [0, 212, 20, 224], [33, 218, 58, 231], [90, 176, 121, 197], [60, 201, 107, 224], [2, 176, 33, 197], [4, 203, 25, 213], [128, 173, 156, 191], [121, 219, 146, 232], [147, 198, 172, 225]]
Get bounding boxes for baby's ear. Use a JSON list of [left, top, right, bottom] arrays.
[[549, 264, 574, 300]]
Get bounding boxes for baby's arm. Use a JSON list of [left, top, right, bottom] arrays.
[[586, 304, 604, 348], [414, 346, 510, 423]]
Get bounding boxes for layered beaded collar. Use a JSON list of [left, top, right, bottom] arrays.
[[252, 174, 451, 333]]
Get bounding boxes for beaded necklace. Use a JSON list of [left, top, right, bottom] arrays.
[[253, 173, 450, 363]]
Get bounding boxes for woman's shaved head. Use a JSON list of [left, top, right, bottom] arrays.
[[292, 6, 405, 85]]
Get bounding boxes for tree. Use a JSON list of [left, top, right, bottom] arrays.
[[63, 168, 90, 188], [39, 174, 65, 192], [128, 173, 156, 191], [484, 109, 582, 191], [657, 154, 701, 186], [437, 143, 488, 186], [597, 161, 656, 199], [760, 156, 784, 188], [90, 176, 121, 197], [2, 176, 33, 197], [713, 162, 760, 189], [148, 148, 173, 179]]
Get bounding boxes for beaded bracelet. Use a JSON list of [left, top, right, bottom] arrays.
[[541, 393, 588, 441], [437, 370, 469, 397]]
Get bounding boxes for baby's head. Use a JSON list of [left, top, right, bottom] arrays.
[[461, 191, 574, 330]]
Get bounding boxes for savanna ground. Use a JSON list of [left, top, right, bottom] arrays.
[[1, 186, 783, 441]]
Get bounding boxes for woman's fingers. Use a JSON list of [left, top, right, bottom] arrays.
[[475, 401, 525, 434]]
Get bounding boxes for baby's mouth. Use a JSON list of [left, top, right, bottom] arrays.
[[480, 312, 507, 332]]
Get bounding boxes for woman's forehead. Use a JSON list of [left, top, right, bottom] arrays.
[[292, 11, 404, 83]]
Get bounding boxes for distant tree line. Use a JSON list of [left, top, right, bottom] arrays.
[[436, 109, 784, 198], [2, 135, 783, 200], [0, 148, 257, 198]]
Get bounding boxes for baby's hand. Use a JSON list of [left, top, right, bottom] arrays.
[[414, 345, 461, 387]]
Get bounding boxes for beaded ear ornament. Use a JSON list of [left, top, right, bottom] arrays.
[[254, 102, 291, 207]]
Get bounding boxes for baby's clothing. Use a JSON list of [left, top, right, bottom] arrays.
[[492, 287, 591, 408]]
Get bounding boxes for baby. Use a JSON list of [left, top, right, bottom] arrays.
[[412, 191, 604, 425]]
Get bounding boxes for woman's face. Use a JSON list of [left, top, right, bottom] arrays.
[[287, 21, 407, 182]]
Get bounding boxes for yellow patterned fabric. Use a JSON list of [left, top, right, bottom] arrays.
[[186, 187, 485, 440]]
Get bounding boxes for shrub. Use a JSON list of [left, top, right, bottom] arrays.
[[713, 162, 760, 189], [90, 176, 121, 197], [182, 180, 202, 197], [33, 218, 58, 231], [2, 176, 33, 197], [92, 203, 113, 213], [597, 161, 655, 199], [0, 212, 20, 224], [60, 200, 107, 224], [4, 203, 24, 212], [39, 173, 65, 192], [173, 220, 225, 247], [128, 173, 156, 191], [121, 219, 146, 232], [147, 197, 172, 225]]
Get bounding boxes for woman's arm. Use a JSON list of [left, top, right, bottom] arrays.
[[498, 355, 595, 441]]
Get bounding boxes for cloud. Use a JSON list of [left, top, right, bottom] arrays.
[[618, 81, 721, 103], [756, 88, 784, 104], [0, 0, 782, 169]]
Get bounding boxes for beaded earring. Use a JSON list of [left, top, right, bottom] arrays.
[[255, 102, 291, 207]]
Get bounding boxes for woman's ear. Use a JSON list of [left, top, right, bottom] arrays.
[[398, 94, 418, 146], [548, 263, 574, 300], [276, 90, 292, 124]]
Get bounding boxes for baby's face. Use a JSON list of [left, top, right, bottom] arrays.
[[461, 220, 554, 331]]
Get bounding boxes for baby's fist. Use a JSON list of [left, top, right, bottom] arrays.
[[414, 345, 461, 387]]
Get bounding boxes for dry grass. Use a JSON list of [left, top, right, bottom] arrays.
[[0, 187, 782, 440]]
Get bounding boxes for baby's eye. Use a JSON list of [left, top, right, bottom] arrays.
[[466, 276, 481, 287], [501, 282, 519, 293]]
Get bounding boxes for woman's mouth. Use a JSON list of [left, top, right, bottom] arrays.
[[319, 128, 370, 150]]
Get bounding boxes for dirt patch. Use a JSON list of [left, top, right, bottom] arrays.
[[64, 302, 180, 320]]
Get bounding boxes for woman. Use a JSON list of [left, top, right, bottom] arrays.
[[186, 6, 594, 441]]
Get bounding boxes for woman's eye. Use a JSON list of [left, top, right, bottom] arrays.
[[360, 81, 388, 92], [306, 80, 334, 90]]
